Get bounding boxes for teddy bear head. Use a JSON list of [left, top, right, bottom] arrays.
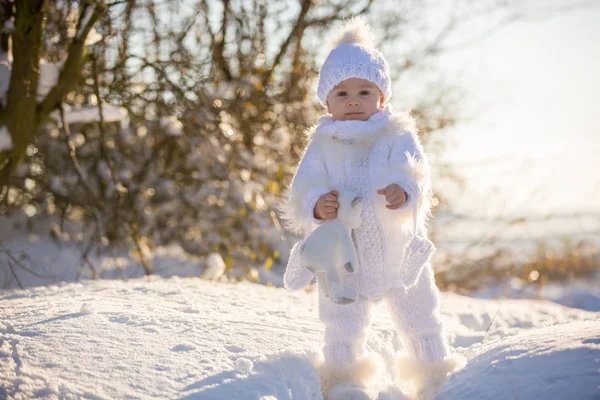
[[336, 189, 363, 230]]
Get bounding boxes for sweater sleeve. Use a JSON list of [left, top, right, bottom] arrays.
[[280, 141, 330, 291], [280, 141, 330, 235], [380, 131, 432, 219], [283, 240, 315, 291]]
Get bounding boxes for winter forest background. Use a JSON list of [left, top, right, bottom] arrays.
[[1, 1, 600, 399], [1, 0, 598, 297]]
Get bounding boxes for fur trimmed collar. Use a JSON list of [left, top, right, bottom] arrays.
[[307, 106, 418, 144]]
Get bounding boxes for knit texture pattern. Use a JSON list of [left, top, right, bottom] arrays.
[[282, 109, 450, 362], [283, 240, 314, 291], [384, 267, 450, 361], [317, 18, 391, 106], [319, 291, 373, 366], [399, 236, 436, 288], [319, 266, 449, 365], [278, 144, 329, 235], [281, 109, 435, 295]]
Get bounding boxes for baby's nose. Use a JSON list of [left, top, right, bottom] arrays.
[[347, 99, 359, 107]]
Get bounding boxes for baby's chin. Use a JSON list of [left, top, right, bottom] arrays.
[[335, 112, 375, 121]]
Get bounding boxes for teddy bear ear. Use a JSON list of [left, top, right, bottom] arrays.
[[351, 197, 363, 207]]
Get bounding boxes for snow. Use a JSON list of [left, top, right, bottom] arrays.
[[37, 62, 63, 102], [0, 59, 10, 105], [3, 20, 15, 33], [1, 277, 599, 399], [236, 357, 255, 373], [0, 215, 209, 289], [1, 216, 599, 398], [202, 252, 226, 279], [85, 27, 102, 46], [48, 104, 129, 125], [438, 320, 600, 400], [76, 6, 94, 40], [0, 59, 64, 105], [0, 125, 12, 151], [160, 115, 184, 136], [0, 60, 62, 105], [473, 277, 600, 312]]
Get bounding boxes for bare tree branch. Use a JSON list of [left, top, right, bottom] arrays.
[[304, 0, 374, 27], [0, 0, 46, 187], [212, 0, 233, 81], [0, 242, 54, 279], [38, 1, 106, 118], [6, 260, 24, 289], [58, 103, 103, 209], [262, 0, 313, 88]]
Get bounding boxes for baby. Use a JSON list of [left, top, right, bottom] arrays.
[[281, 17, 464, 400]]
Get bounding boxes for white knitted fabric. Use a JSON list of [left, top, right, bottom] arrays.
[[319, 290, 373, 366], [282, 108, 433, 297], [319, 266, 449, 366], [317, 17, 391, 106], [400, 235, 436, 288], [384, 267, 450, 362], [281, 108, 450, 362], [283, 240, 314, 291], [398, 196, 436, 288], [288, 189, 363, 305]]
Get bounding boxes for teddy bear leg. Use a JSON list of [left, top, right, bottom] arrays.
[[339, 232, 360, 274], [326, 267, 355, 304], [340, 284, 358, 304], [312, 270, 330, 297]]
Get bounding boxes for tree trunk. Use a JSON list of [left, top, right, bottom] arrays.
[[0, 0, 46, 181], [0, 1, 105, 190]]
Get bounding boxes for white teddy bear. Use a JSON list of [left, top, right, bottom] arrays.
[[285, 189, 363, 305]]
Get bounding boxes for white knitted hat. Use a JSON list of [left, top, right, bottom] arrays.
[[317, 17, 391, 107]]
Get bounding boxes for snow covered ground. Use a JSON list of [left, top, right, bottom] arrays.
[[1, 277, 599, 399], [1, 216, 599, 399]]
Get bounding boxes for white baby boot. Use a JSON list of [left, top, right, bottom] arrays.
[[318, 354, 383, 399], [394, 354, 466, 400], [326, 382, 371, 400]]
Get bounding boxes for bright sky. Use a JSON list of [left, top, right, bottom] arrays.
[[431, 6, 600, 217]]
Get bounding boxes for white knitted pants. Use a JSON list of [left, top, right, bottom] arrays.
[[319, 265, 449, 367]]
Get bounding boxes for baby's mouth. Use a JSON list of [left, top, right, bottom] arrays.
[[345, 112, 364, 116]]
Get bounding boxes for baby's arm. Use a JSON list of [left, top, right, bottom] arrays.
[[380, 131, 431, 215], [282, 143, 330, 291], [314, 190, 339, 220], [280, 142, 330, 233], [377, 184, 407, 210]]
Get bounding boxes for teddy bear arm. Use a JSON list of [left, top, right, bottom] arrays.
[[313, 270, 330, 297]]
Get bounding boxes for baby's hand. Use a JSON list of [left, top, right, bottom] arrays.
[[314, 190, 339, 220], [377, 184, 407, 210]]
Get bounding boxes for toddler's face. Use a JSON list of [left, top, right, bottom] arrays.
[[326, 78, 384, 121]]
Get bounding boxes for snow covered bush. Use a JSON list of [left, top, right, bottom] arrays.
[[5, 0, 579, 290], [0, 0, 326, 280]]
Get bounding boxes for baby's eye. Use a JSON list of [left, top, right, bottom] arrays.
[[337, 91, 347, 96], [360, 90, 371, 95]]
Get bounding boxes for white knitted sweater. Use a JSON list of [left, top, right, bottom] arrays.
[[281, 108, 434, 300]]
